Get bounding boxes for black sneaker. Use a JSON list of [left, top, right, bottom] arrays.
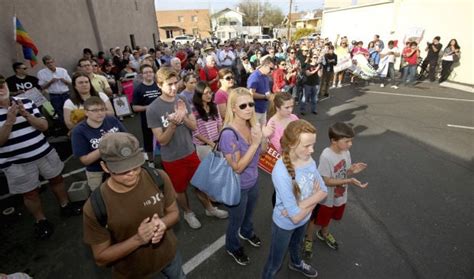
[[288, 260, 318, 278], [238, 232, 261, 247], [34, 219, 54, 239], [227, 247, 250, 266], [60, 202, 83, 217]]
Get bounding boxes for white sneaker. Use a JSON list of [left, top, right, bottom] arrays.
[[337, 82, 342, 88], [205, 206, 229, 219], [184, 212, 201, 229], [391, 85, 399, 89], [380, 83, 385, 88], [330, 84, 336, 89]]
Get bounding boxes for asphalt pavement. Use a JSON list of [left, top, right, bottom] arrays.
[[1, 81, 473, 279]]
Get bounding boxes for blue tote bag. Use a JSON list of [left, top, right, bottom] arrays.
[[191, 127, 241, 206]]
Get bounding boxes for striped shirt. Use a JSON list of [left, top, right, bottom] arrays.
[[0, 98, 52, 169], [192, 108, 222, 146]]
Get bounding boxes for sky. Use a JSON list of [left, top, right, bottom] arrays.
[[155, 0, 324, 14]]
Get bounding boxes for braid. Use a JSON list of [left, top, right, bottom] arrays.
[[281, 149, 301, 201]]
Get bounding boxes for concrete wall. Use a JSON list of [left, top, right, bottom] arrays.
[[321, 0, 473, 84], [0, 0, 158, 77]]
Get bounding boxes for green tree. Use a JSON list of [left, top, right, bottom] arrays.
[[238, 0, 284, 27], [292, 28, 314, 41]]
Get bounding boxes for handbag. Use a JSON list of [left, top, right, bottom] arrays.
[[191, 127, 241, 206]]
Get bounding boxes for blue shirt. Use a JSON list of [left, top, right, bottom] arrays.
[[247, 70, 270, 113], [71, 116, 127, 172], [272, 158, 328, 230]]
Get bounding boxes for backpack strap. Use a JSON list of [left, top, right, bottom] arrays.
[[90, 185, 108, 228], [91, 166, 164, 228], [142, 165, 164, 191]]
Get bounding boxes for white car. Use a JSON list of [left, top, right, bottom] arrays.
[[246, 35, 275, 44], [173, 35, 196, 44]]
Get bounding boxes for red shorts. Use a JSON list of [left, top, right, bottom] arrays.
[[162, 152, 200, 193], [314, 204, 346, 227]]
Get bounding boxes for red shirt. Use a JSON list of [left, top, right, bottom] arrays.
[[272, 68, 287, 93], [403, 47, 418, 65], [199, 66, 219, 92]]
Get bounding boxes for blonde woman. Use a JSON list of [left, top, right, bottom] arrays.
[[219, 87, 263, 266]]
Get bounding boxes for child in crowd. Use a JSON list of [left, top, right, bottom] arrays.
[[304, 122, 368, 256], [71, 96, 126, 191], [147, 67, 228, 229], [262, 120, 327, 279]]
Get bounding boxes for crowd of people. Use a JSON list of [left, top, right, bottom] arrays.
[[0, 31, 461, 278]]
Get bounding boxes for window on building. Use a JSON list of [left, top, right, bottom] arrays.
[[230, 21, 237, 26], [193, 28, 199, 36], [192, 16, 198, 22], [166, 30, 173, 39], [178, 16, 184, 22]]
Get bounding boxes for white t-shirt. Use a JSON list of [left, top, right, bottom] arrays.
[[381, 47, 400, 64], [318, 147, 352, 207], [63, 92, 109, 110]]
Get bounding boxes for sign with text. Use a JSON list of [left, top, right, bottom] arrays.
[[258, 143, 281, 174]]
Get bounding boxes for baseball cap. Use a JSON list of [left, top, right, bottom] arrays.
[[99, 133, 145, 173]]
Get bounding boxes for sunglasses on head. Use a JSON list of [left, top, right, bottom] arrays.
[[224, 76, 234, 81], [238, 102, 255, 110]]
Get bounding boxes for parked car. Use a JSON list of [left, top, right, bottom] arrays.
[[245, 35, 275, 44], [173, 35, 196, 44]]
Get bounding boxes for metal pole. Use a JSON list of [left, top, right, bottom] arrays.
[[287, 0, 293, 42]]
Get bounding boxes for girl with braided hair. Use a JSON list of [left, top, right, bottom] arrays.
[[262, 119, 328, 279]]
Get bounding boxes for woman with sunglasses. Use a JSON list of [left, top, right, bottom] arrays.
[[300, 54, 321, 115], [192, 81, 222, 160], [215, 68, 235, 119], [220, 87, 264, 266]]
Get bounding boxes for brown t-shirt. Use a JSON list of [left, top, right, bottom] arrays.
[[83, 169, 178, 279]]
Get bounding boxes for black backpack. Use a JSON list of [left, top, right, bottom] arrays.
[[90, 166, 164, 228]]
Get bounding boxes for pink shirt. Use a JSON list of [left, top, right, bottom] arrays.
[[214, 89, 228, 105], [267, 114, 299, 153]]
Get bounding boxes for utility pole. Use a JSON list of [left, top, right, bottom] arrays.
[[257, 0, 261, 33], [287, 0, 293, 41]]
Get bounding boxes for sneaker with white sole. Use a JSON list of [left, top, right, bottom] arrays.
[[183, 212, 201, 229], [337, 82, 342, 88], [238, 232, 261, 247], [380, 83, 385, 88], [391, 85, 399, 89], [288, 260, 318, 278], [227, 247, 250, 266], [205, 206, 228, 219]]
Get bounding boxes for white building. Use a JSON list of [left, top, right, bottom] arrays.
[[211, 8, 245, 40], [321, 0, 473, 85]]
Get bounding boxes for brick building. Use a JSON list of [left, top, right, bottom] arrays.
[[156, 9, 212, 41]]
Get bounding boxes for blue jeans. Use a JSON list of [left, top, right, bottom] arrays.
[[49, 92, 70, 123], [300, 85, 318, 113], [262, 221, 308, 279], [226, 184, 259, 253], [401, 65, 417, 85], [151, 251, 186, 279]]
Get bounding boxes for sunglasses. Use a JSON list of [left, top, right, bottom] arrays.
[[224, 76, 234, 81], [238, 102, 255, 110], [280, 63, 286, 66], [290, 52, 295, 54]]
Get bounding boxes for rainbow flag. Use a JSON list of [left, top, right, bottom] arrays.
[[14, 16, 39, 67]]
